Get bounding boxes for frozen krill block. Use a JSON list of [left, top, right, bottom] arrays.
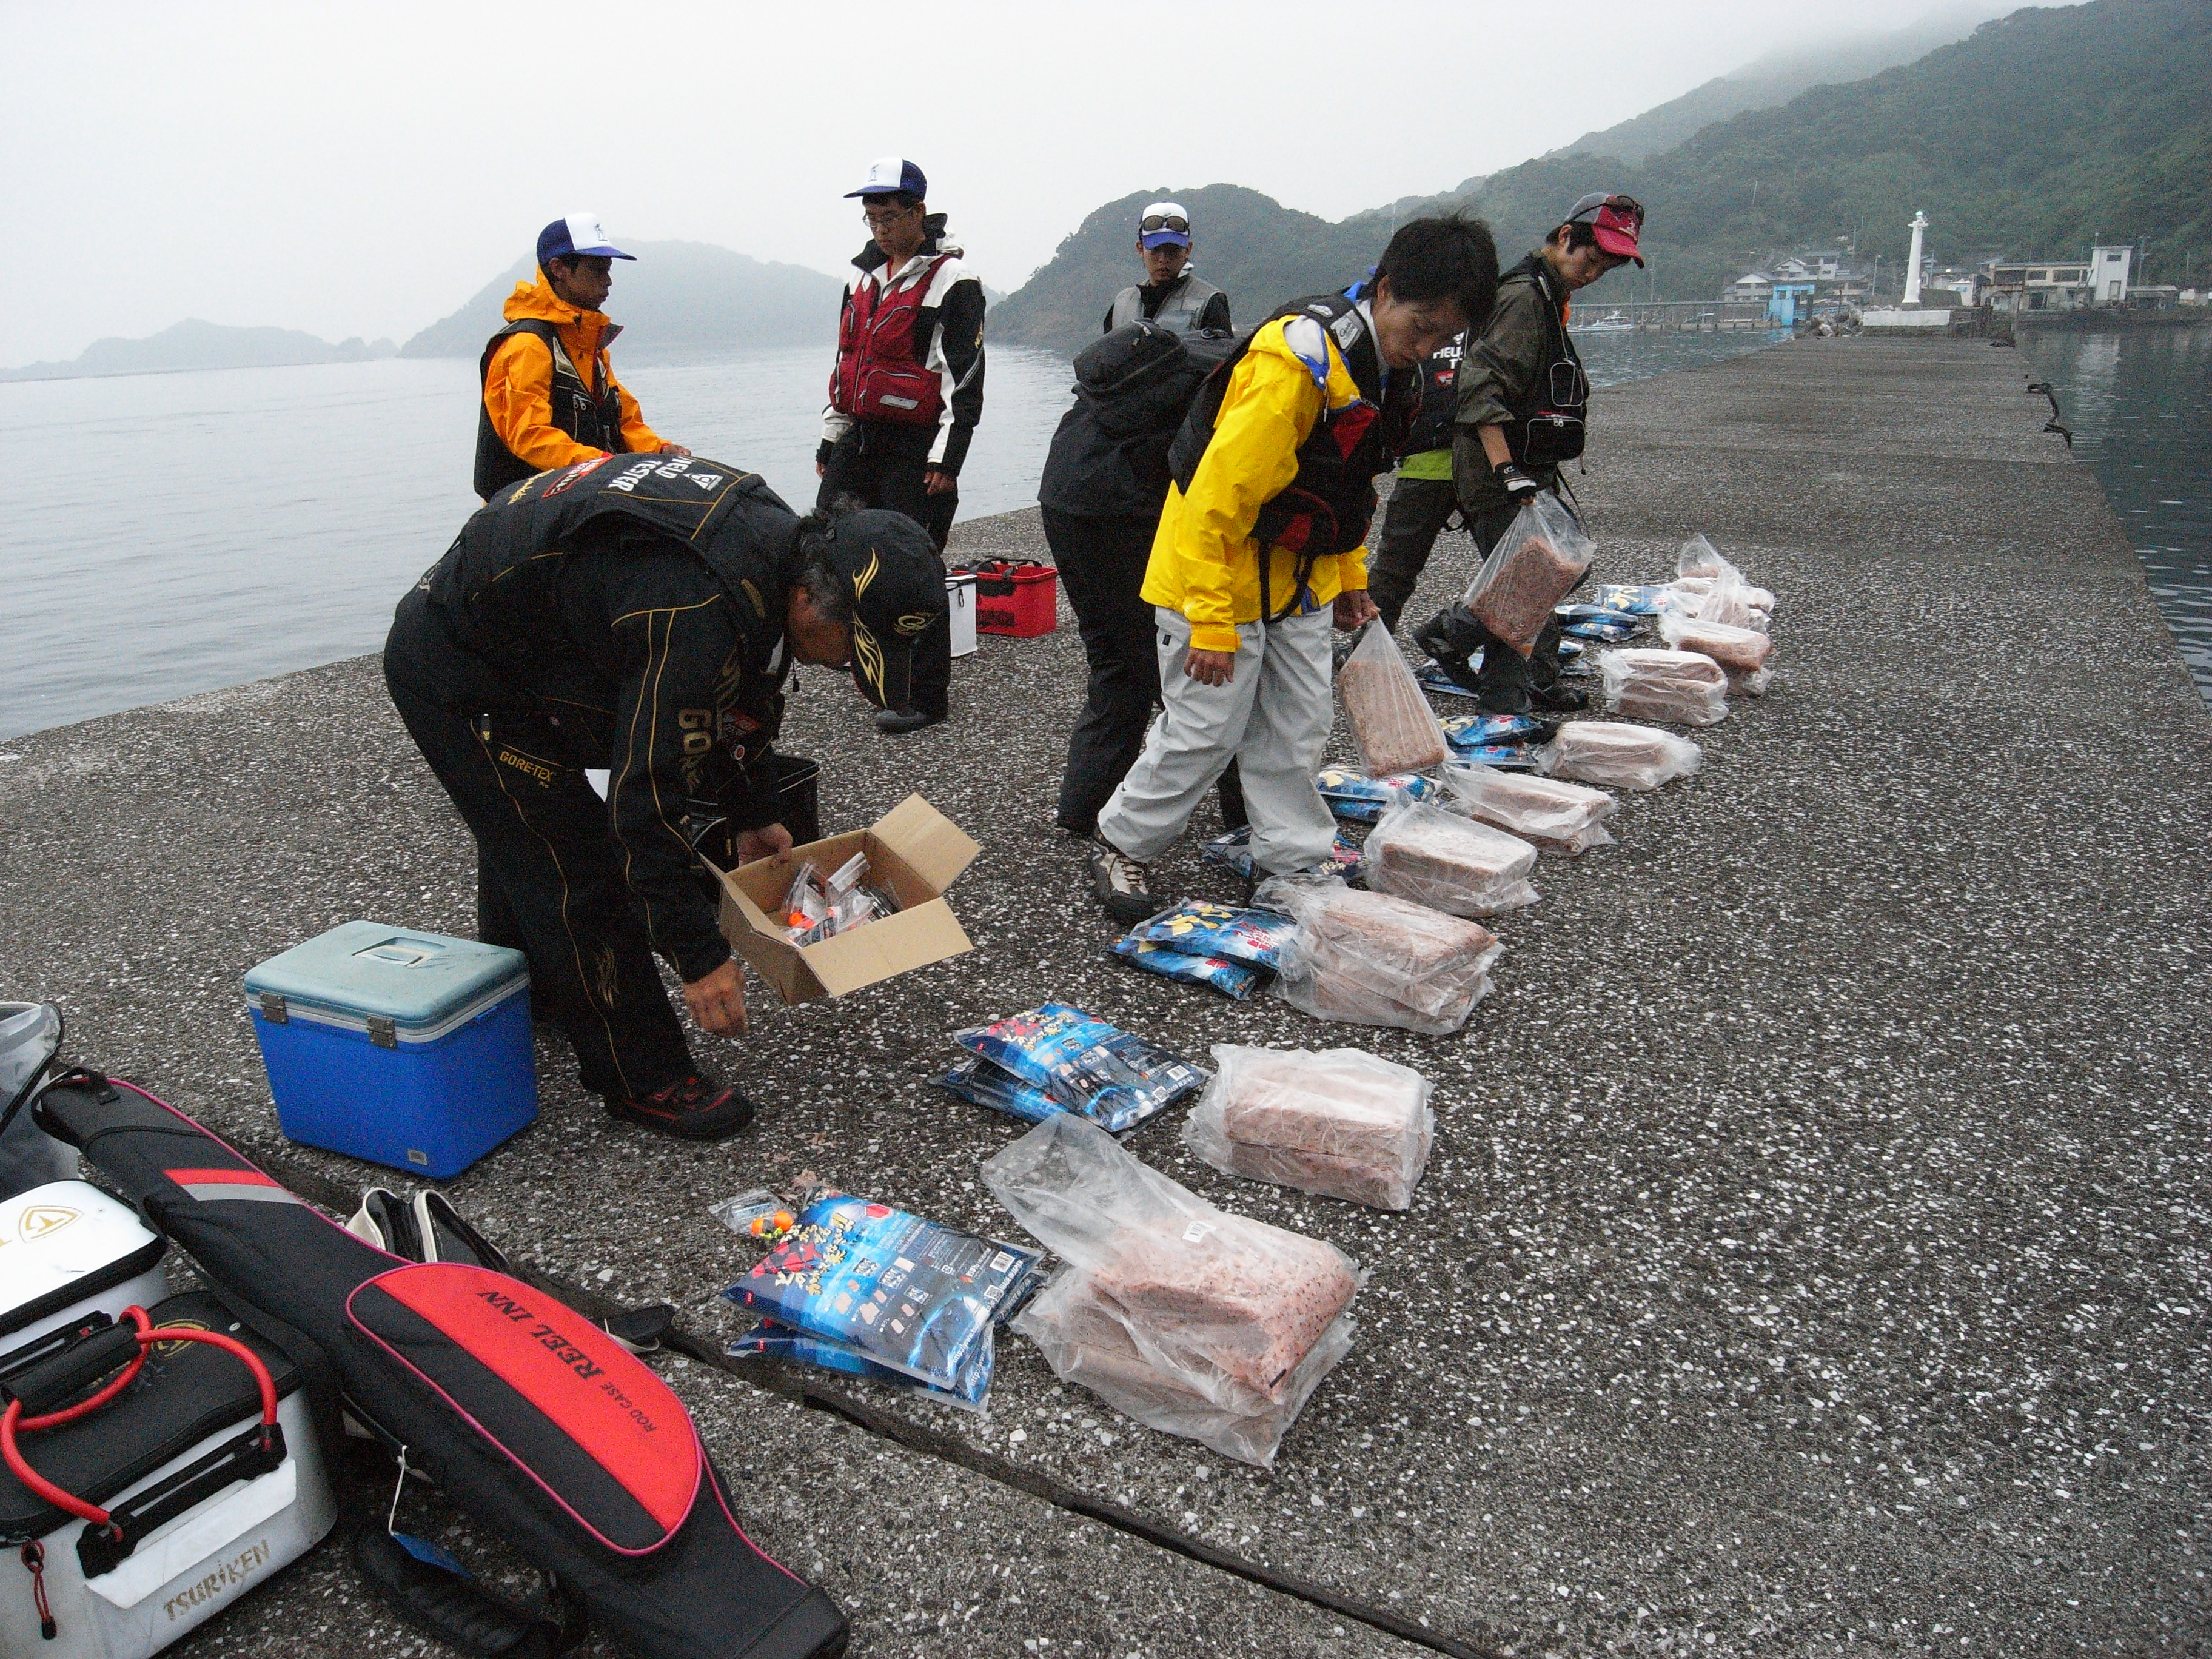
[[1091, 1211, 1358, 1401], [1362, 798, 1540, 917], [1443, 762, 1617, 854], [1729, 665, 1774, 697], [1185, 1045, 1435, 1210], [1253, 876, 1502, 1035], [1598, 648, 1729, 726], [1534, 720, 1702, 791], [1659, 614, 1773, 672], [1013, 1269, 1355, 1468], [1461, 490, 1597, 657], [1337, 624, 1447, 776]]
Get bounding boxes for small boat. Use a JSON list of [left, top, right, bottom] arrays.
[[1571, 310, 1638, 333]]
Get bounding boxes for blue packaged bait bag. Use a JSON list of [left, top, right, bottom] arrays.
[[1315, 766, 1438, 823], [1594, 583, 1667, 616], [935, 1052, 1185, 1133], [1457, 743, 1541, 772], [950, 1003, 1208, 1129], [1555, 605, 1646, 642], [729, 1320, 994, 1412], [1122, 903, 1300, 971], [724, 1195, 1039, 1394], [1200, 826, 1359, 883], [1415, 664, 1482, 700], [1108, 938, 1261, 1001], [1439, 712, 1553, 751]]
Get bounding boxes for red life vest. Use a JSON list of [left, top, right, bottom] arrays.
[[829, 255, 951, 427]]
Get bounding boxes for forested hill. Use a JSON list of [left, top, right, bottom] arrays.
[[991, 0, 2209, 354]]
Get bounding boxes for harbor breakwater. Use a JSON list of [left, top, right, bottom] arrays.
[[2, 340, 2207, 1657]]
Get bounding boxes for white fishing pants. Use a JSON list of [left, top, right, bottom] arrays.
[[1097, 606, 1338, 876]]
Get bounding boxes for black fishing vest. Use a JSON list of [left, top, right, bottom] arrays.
[[424, 454, 798, 734], [474, 318, 629, 501], [1498, 254, 1589, 471], [1399, 332, 1467, 457], [1166, 292, 1420, 618]]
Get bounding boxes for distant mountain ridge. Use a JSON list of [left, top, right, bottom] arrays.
[[1, 319, 397, 382], [400, 240, 845, 361], [991, 0, 2210, 354], [1549, 1, 2002, 164]]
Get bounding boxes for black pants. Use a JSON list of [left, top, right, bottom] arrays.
[[819, 423, 953, 719], [1044, 507, 1244, 838], [1366, 475, 1463, 635], [384, 589, 694, 1102]]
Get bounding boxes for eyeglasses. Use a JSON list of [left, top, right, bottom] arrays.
[[862, 204, 918, 228], [1139, 215, 1189, 235]]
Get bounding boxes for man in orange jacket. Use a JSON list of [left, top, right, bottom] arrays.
[[474, 213, 689, 500]]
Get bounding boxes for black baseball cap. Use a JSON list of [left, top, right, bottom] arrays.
[[822, 510, 945, 708]]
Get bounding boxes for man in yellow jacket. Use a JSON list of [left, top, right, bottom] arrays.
[[473, 213, 688, 500], [1089, 216, 1498, 919]]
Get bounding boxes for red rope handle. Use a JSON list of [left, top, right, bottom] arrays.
[[1, 1308, 280, 1530]]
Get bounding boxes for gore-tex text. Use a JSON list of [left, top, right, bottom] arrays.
[[477, 1288, 605, 1381]]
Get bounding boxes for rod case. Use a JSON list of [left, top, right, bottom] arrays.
[[33, 1074, 847, 1659]]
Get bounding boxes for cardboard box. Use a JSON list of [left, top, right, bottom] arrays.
[[713, 794, 980, 1003]]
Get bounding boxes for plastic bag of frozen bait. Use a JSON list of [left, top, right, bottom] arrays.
[[1108, 938, 1261, 1001], [1123, 902, 1301, 972], [951, 1003, 1208, 1128], [729, 1319, 994, 1412], [1315, 766, 1438, 823], [1201, 826, 1359, 883], [1439, 712, 1553, 752], [724, 1195, 1039, 1395]]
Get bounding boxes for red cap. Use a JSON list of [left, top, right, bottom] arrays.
[[1567, 193, 1645, 267]]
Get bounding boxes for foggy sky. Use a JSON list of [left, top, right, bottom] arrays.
[[4, 0, 1999, 367]]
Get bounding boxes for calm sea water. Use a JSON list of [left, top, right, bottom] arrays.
[[2020, 324, 2212, 701], [2, 329, 1787, 740]]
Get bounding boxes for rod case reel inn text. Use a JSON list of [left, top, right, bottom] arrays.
[[31, 1071, 848, 1659]]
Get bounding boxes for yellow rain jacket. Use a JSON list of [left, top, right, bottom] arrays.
[[1141, 315, 1372, 654], [481, 273, 664, 473]]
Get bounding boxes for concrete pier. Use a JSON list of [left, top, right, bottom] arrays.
[[2, 338, 2207, 1656]]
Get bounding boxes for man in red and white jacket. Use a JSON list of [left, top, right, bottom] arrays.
[[817, 156, 985, 733]]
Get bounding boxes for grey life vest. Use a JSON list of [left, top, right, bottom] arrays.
[[1108, 272, 1225, 335]]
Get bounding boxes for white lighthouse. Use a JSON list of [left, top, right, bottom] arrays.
[[1902, 210, 1929, 307]]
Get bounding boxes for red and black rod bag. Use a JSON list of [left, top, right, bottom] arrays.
[[33, 1074, 846, 1659]]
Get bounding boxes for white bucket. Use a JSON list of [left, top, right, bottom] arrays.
[[946, 572, 979, 658]]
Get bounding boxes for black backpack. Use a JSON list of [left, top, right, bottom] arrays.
[[1037, 321, 1240, 520]]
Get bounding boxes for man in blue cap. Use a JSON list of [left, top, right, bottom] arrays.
[[474, 212, 689, 501], [817, 158, 983, 734], [1105, 201, 1230, 336]]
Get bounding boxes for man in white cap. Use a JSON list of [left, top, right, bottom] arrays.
[[817, 156, 984, 734], [1104, 202, 1230, 336], [474, 213, 688, 501]]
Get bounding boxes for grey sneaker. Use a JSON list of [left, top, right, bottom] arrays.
[[1087, 838, 1160, 924]]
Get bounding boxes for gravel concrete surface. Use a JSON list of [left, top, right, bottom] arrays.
[[1, 338, 2206, 1657]]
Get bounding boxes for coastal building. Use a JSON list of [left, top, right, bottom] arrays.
[[1724, 272, 1773, 304], [1769, 281, 1816, 326], [2090, 245, 2134, 304], [1982, 257, 2093, 313]]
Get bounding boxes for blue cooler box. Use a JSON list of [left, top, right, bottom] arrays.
[[244, 923, 537, 1178]]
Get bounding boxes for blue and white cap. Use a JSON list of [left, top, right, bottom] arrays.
[[846, 157, 928, 199], [1139, 201, 1191, 250], [536, 213, 634, 267]]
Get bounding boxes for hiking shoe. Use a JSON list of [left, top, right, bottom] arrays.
[[346, 1188, 423, 1260], [609, 1074, 756, 1141], [874, 707, 945, 736], [1529, 683, 1590, 713], [1087, 838, 1160, 924]]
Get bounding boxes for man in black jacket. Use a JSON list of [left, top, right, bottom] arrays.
[[384, 457, 945, 1139], [1362, 330, 1464, 634], [1039, 292, 1243, 841], [817, 157, 984, 735], [1415, 192, 1643, 713]]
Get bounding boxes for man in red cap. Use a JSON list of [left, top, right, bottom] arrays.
[[1400, 193, 1644, 715]]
